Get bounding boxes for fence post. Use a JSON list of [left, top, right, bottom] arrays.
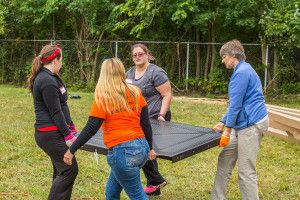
[[115, 41, 118, 58], [186, 42, 190, 90], [264, 44, 269, 92]]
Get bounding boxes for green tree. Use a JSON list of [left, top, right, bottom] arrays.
[[112, 0, 164, 37], [0, 2, 7, 35], [111, 0, 263, 81], [65, 0, 115, 83], [262, 0, 300, 46], [16, 0, 116, 83], [259, 0, 300, 89]]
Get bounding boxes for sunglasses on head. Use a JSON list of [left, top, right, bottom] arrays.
[[132, 52, 145, 58]]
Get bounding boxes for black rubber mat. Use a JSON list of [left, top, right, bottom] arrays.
[[79, 119, 221, 163]]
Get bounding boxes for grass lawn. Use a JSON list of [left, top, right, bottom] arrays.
[[0, 85, 299, 200]]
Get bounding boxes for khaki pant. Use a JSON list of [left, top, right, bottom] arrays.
[[211, 118, 269, 200]]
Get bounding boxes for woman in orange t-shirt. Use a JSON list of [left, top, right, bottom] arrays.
[[64, 58, 156, 200]]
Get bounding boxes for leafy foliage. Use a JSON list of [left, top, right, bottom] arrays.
[[261, 0, 300, 46], [0, 0, 299, 94], [0, 2, 7, 35]]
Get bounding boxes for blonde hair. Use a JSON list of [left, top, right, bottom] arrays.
[[95, 58, 140, 114]]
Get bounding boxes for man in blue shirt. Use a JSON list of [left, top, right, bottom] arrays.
[[211, 40, 269, 200]]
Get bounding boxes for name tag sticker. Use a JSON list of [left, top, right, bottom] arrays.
[[60, 86, 66, 94], [126, 78, 133, 84]]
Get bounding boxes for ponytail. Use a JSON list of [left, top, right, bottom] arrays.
[[27, 55, 42, 93]]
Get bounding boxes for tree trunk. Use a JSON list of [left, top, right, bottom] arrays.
[[204, 23, 211, 80], [74, 15, 87, 82], [267, 69, 271, 89], [210, 20, 216, 73], [261, 42, 267, 66], [84, 43, 91, 83], [1, 52, 4, 83], [18, 51, 24, 84], [273, 42, 278, 89], [260, 1, 267, 92], [260, 1, 267, 67], [204, 45, 210, 80], [76, 29, 86, 82], [177, 43, 181, 83], [196, 28, 201, 77], [9, 45, 13, 82], [91, 31, 105, 83], [34, 24, 37, 57], [52, 14, 55, 42], [169, 52, 176, 82], [77, 43, 84, 82], [170, 53, 176, 75]]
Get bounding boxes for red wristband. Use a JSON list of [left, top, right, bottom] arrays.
[[158, 114, 165, 118]]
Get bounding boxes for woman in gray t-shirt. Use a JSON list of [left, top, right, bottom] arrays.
[[126, 44, 172, 196]]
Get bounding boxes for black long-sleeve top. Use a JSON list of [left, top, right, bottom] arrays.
[[70, 105, 153, 154], [32, 67, 72, 136]]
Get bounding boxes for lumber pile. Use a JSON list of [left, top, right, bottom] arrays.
[[266, 104, 300, 144], [172, 96, 228, 105], [171, 97, 299, 144]]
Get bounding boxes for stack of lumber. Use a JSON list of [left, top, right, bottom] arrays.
[[266, 104, 300, 144], [171, 97, 299, 144], [172, 96, 228, 105]]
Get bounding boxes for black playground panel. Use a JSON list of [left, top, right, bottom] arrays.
[[80, 119, 221, 163]]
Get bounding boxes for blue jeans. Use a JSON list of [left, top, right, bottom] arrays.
[[105, 138, 150, 200]]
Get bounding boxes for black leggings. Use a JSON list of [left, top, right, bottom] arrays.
[[142, 111, 171, 195], [35, 130, 78, 200]]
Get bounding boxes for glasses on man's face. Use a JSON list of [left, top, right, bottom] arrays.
[[132, 52, 145, 58]]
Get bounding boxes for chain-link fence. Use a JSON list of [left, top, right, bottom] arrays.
[[0, 39, 299, 93]]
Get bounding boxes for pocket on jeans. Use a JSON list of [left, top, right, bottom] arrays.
[[125, 147, 143, 167]]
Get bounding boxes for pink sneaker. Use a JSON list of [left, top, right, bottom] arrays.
[[144, 181, 167, 194]]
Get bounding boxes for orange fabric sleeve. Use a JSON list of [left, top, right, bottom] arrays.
[[89, 100, 106, 119]]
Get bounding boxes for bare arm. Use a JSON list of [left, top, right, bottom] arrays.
[[155, 81, 172, 121]]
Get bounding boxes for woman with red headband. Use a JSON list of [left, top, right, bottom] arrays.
[[28, 45, 78, 200]]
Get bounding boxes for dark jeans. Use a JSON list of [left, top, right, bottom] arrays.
[[142, 111, 171, 195], [35, 130, 78, 200]]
